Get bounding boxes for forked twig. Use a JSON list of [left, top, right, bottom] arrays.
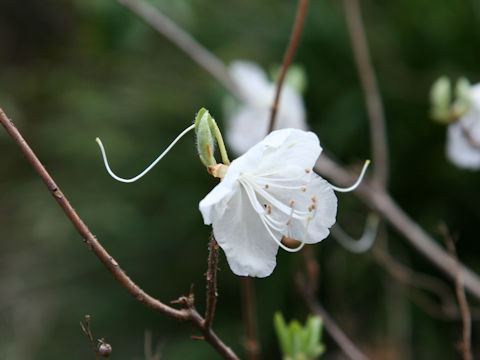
[[440, 225, 473, 360], [80, 315, 99, 360], [0, 109, 239, 360]]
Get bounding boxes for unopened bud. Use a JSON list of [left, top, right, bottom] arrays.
[[98, 341, 112, 357], [452, 77, 472, 118], [430, 76, 452, 123], [195, 108, 217, 167]]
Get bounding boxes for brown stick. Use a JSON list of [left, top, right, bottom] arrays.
[[296, 275, 369, 360], [0, 109, 239, 360], [441, 226, 473, 360], [114, 0, 240, 98], [314, 155, 480, 300], [241, 277, 260, 360], [268, 0, 310, 133], [204, 235, 220, 330], [342, 0, 388, 187]]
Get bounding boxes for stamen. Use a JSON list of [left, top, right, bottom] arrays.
[[331, 160, 370, 193], [300, 187, 306, 192], [266, 204, 272, 215], [96, 124, 195, 183], [265, 184, 269, 189], [305, 168, 311, 173]]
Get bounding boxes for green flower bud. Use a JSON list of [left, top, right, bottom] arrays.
[[452, 77, 472, 118], [430, 76, 452, 124], [195, 108, 217, 167]]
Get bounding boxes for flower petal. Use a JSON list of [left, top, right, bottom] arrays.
[[447, 117, 480, 170], [230, 128, 322, 177], [210, 186, 279, 277], [227, 106, 270, 155]]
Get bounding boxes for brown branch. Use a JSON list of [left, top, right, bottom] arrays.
[[342, 0, 388, 187], [372, 247, 461, 320], [268, 0, 310, 133], [441, 226, 473, 360], [113, 0, 240, 98], [0, 109, 239, 360], [296, 275, 369, 360], [205, 234, 220, 330], [241, 277, 260, 360], [314, 155, 480, 300]]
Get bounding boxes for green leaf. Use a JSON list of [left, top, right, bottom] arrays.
[[274, 312, 292, 356]]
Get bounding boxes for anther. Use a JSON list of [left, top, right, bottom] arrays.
[[265, 184, 269, 189], [289, 200, 295, 207], [305, 169, 311, 173], [300, 186, 306, 192], [266, 205, 272, 215]]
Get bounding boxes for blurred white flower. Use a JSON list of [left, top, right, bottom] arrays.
[[447, 83, 480, 170], [199, 128, 341, 277], [226, 61, 307, 155]]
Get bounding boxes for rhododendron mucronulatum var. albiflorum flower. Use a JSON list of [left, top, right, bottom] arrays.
[[199, 128, 368, 277]]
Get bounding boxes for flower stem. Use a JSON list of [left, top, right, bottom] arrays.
[[210, 118, 230, 165]]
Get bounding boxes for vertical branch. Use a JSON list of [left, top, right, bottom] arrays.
[[342, 0, 388, 188], [268, 0, 310, 133], [204, 234, 220, 330], [241, 277, 260, 360], [441, 226, 473, 360]]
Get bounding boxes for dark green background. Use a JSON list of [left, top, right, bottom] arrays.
[[0, 0, 479, 358]]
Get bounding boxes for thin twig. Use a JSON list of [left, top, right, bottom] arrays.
[[80, 315, 99, 360], [441, 225, 473, 360], [372, 247, 462, 319], [114, 0, 240, 97], [268, 0, 310, 133], [296, 275, 369, 360], [205, 234, 220, 330], [0, 109, 239, 360], [314, 155, 480, 300], [342, 0, 388, 187], [241, 277, 260, 360]]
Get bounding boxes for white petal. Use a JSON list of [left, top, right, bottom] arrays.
[[226, 60, 308, 155], [446, 121, 480, 170], [230, 61, 273, 106], [244, 128, 322, 176], [210, 186, 279, 277], [199, 180, 238, 225], [226, 106, 270, 155]]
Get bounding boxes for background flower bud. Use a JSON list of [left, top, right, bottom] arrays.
[[430, 76, 452, 123]]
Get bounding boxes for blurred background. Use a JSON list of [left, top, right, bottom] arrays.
[[0, 0, 479, 358]]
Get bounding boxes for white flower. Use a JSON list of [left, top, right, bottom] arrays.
[[199, 128, 337, 278], [447, 83, 480, 170], [226, 61, 307, 155]]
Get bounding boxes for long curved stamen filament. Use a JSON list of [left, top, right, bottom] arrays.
[[332, 213, 379, 254], [96, 124, 195, 183], [331, 159, 370, 193]]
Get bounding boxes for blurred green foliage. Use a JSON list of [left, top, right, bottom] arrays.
[[0, 0, 479, 359]]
